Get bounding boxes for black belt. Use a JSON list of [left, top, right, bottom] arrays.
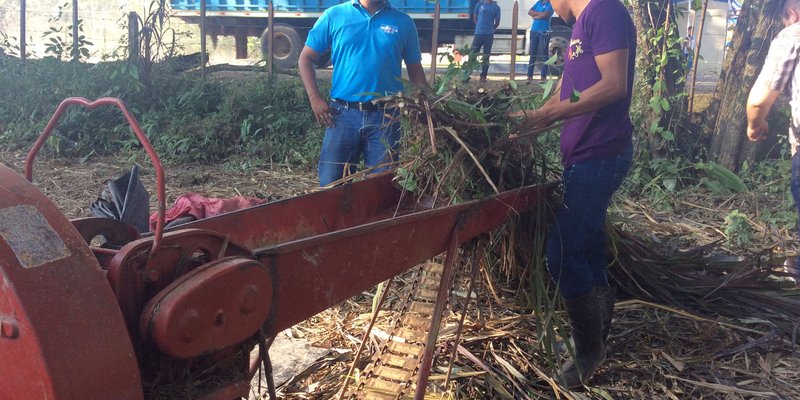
[[332, 98, 385, 112]]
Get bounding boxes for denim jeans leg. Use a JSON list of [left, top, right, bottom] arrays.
[[545, 151, 632, 299], [527, 33, 539, 79], [480, 34, 493, 78], [537, 32, 550, 79], [362, 108, 401, 174], [791, 153, 800, 241], [318, 104, 364, 186]]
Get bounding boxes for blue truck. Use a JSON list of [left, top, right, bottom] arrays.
[[170, 0, 571, 70]]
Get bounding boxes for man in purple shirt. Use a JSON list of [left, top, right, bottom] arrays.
[[511, 0, 635, 388]]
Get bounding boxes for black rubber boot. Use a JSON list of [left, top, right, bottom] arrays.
[[557, 292, 607, 388], [594, 286, 615, 344], [556, 286, 615, 353]]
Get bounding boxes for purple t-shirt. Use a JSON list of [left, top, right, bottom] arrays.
[[559, 0, 636, 168]]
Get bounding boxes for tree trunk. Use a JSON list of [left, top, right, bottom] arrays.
[[704, 0, 783, 170], [631, 0, 685, 156]]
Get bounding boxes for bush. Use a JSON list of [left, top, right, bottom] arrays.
[[0, 58, 325, 166]]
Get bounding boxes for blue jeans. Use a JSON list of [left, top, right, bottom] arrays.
[[527, 31, 550, 80], [318, 101, 401, 186], [546, 151, 633, 299], [791, 153, 800, 242], [469, 33, 494, 79]]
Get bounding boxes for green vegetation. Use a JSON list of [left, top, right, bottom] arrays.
[[0, 56, 324, 166]]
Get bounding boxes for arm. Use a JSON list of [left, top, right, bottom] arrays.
[[494, 7, 501, 29], [298, 46, 333, 127], [406, 63, 432, 93], [746, 85, 780, 141], [513, 49, 629, 129]]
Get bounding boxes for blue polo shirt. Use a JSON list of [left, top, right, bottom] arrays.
[[473, 1, 501, 35], [530, 1, 553, 32], [306, 0, 422, 102]]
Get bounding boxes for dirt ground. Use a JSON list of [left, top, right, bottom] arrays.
[[0, 149, 318, 219], [4, 145, 800, 399]]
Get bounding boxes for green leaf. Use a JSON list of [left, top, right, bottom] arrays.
[[544, 53, 558, 66], [659, 129, 674, 140], [649, 97, 662, 112], [660, 98, 670, 112], [649, 120, 660, 134], [692, 0, 703, 11], [570, 89, 581, 103], [509, 80, 518, 90], [540, 79, 556, 99], [662, 177, 677, 191]]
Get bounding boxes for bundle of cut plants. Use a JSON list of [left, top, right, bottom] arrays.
[[383, 81, 560, 204], [608, 226, 800, 334]]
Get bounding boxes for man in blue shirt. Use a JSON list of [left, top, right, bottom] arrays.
[[527, 0, 553, 83], [465, 0, 501, 84], [298, 0, 430, 187]]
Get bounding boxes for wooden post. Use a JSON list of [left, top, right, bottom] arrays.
[[429, 0, 441, 83], [72, 0, 79, 61], [509, 0, 519, 81], [688, 0, 710, 114], [268, 0, 275, 75], [20, 0, 26, 60], [128, 12, 139, 63], [201, 0, 207, 79]]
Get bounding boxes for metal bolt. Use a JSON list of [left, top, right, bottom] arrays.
[[0, 319, 19, 339], [240, 285, 259, 314], [214, 310, 225, 327]]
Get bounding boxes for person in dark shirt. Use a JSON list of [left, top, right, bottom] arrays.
[[527, 0, 554, 83], [464, 0, 501, 84], [511, 0, 636, 388]]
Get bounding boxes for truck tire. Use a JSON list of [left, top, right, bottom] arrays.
[[548, 35, 569, 76], [260, 25, 303, 69]]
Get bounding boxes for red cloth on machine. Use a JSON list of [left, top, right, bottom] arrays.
[[149, 193, 266, 231]]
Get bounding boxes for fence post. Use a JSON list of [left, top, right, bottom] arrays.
[[128, 12, 139, 63], [20, 0, 26, 60], [688, 0, 710, 114], [72, 0, 79, 61], [429, 0, 441, 84], [509, 0, 519, 81], [268, 0, 275, 76], [201, 0, 207, 80]]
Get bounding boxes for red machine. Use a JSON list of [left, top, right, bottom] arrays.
[[0, 98, 554, 399]]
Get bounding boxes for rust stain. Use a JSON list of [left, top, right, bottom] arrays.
[[0, 205, 71, 269]]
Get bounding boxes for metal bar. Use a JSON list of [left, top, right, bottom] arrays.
[[509, 0, 519, 81], [201, 0, 207, 79], [445, 239, 483, 385], [268, 0, 275, 75], [24, 98, 167, 251], [429, 0, 441, 83], [72, 0, 79, 61], [414, 229, 461, 400], [20, 0, 26, 60], [337, 278, 396, 400], [688, 0, 709, 114]]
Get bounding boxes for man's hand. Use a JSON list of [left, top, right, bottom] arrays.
[[310, 96, 333, 127], [507, 109, 554, 140], [747, 119, 769, 141]]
